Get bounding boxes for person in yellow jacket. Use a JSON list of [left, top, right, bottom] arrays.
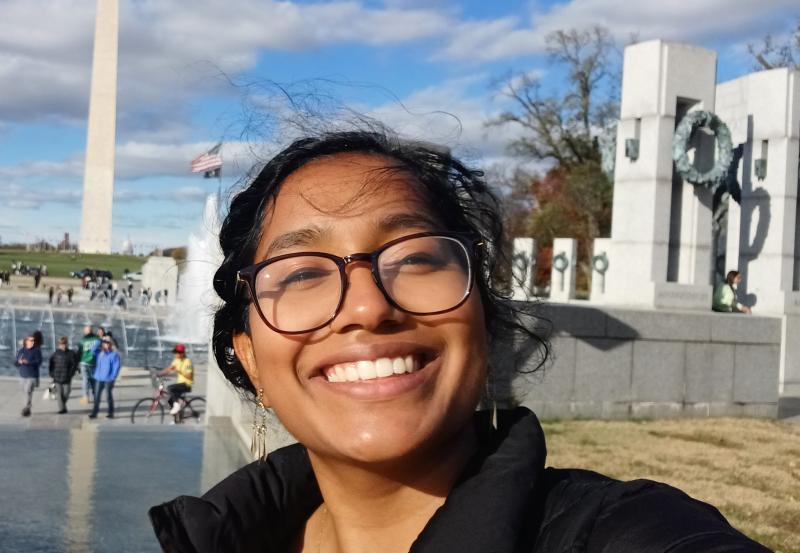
[[159, 343, 194, 415], [712, 270, 752, 314]]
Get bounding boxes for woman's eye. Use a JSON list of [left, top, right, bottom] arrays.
[[281, 270, 322, 284], [280, 270, 326, 286], [401, 253, 437, 265], [385, 253, 444, 273]]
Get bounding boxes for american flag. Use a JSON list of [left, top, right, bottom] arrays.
[[191, 142, 223, 177]]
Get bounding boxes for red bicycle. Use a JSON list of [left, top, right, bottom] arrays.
[[130, 368, 205, 425]]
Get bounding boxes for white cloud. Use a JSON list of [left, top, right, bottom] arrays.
[[435, 17, 545, 62], [0, 182, 81, 209], [0, 0, 453, 127], [0, 139, 259, 184], [115, 185, 208, 203], [532, 0, 798, 44], [435, 0, 798, 62]]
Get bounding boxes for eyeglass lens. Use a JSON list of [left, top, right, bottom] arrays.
[[253, 235, 471, 332]]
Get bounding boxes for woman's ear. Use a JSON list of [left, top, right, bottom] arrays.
[[232, 332, 271, 407]]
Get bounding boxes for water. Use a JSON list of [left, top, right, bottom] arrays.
[[0, 423, 249, 552], [163, 194, 223, 346], [0, 303, 207, 376]]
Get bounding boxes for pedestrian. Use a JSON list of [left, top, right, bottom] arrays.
[[49, 336, 78, 414], [56, 286, 63, 305], [33, 270, 41, 289], [713, 270, 752, 314], [48, 286, 54, 304], [158, 344, 194, 415], [15, 335, 42, 417], [67, 287, 74, 305], [77, 325, 101, 404], [88, 337, 121, 419], [97, 326, 119, 350]]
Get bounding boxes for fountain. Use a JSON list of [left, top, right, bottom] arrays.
[[39, 305, 56, 352], [0, 301, 171, 376], [0, 195, 222, 376], [162, 194, 223, 350], [0, 303, 17, 353]]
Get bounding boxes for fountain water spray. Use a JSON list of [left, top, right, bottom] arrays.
[[163, 194, 223, 348]]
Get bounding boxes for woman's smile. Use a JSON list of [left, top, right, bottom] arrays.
[[310, 345, 442, 401]]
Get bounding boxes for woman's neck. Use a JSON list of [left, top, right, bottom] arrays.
[[302, 424, 479, 553]]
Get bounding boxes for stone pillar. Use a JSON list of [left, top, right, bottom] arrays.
[[511, 237, 536, 301], [79, 0, 119, 254], [604, 40, 716, 309], [716, 68, 800, 315], [549, 238, 577, 302], [590, 238, 612, 301]]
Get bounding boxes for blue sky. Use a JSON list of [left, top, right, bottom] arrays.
[[1, 0, 797, 251]]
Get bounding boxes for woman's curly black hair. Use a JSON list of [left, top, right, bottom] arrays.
[[212, 129, 549, 396]]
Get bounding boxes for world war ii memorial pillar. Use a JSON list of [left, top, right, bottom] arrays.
[[603, 40, 717, 309], [715, 69, 800, 314], [78, 0, 118, 254]]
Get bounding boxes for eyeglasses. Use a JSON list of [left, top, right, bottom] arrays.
[[237, 232, 482, 334]]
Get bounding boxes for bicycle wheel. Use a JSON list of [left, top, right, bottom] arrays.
[[131, 398, 165, 424], [180, 397, 206, 424]]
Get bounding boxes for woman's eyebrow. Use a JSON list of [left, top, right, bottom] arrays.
[[377, 213, 440, 232], [265, 225, 329, 258], [264, 213, 439, 258]]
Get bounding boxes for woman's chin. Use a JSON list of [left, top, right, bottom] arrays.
[[306, 412, 471, 469]]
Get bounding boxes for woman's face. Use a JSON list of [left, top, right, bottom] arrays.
[[235, 153, 488, 465]]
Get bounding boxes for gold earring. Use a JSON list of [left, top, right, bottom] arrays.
[[486, 370, 497, 431], [250, 388, 268, 461]]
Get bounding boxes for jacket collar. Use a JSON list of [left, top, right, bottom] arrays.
[[149, 408, 547, 553]]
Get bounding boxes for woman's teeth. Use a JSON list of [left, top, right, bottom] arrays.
[[325, 356, 418, 382]]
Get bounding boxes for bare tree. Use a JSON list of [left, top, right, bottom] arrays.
[[748, 18, 800, 70], [489, 26, 619, 168]]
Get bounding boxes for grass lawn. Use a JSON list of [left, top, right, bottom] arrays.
[[0, 249, 144, 279], [542, 418, 800, 553]]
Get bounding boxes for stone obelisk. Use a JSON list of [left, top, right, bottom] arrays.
[[79, 0, 119, 254]]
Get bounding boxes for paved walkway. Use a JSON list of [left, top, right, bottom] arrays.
[[0, 362, 207, 428]]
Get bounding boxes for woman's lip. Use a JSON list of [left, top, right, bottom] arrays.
[[310, 356, 441, 401], [308, 342, 438, 378]]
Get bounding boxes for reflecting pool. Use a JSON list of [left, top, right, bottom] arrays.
[[0, 421, 248, 552]]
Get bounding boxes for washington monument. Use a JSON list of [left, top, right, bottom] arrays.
[[79, 0, 119, 253]]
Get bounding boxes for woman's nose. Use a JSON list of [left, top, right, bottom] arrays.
[[329, 265, 404, 333]]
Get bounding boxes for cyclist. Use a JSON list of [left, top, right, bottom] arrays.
[[158, 344, 193, 415]]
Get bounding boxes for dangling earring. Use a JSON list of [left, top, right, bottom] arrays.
[[250, 388, 268, 461], [486, 369, 498, 431]]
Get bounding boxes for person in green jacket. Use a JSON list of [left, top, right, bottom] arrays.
[[77, 325, 101, 404], [712, 270, 752, 314]]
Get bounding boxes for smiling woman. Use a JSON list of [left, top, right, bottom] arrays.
[[148, 130, 769, 553]]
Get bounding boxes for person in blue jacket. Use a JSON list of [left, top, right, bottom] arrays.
[[15, 335, 42, 417], [88, 336, 121, 419]]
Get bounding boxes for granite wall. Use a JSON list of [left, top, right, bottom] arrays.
[[503, 303, 783, 419]]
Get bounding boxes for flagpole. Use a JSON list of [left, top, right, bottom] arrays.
[[217, 144, 223, 218], [217, 169, 223, 217]]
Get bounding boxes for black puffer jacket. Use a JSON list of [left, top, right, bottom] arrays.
[[149, 408, 770, 552], [48, 348, 78, 384]]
